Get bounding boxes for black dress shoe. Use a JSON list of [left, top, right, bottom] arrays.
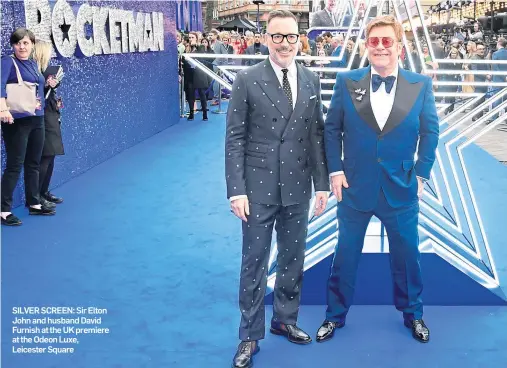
[[43, 192, 63, 204], [404, 319, 430, 343], [27, 198, 56, 209], [270, 322, 312, 344], [232, 341, 259, 368], [316, 320, 345, 343], [40, 198, 56, 209], [29, 205, 55, 216], [1, 214, 22, 226]]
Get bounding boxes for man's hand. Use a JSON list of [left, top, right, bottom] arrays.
[[231, 197, 250, 222], [417, 177, 425, 199], [314, 192, 328, 217], [331, 174, 349, 202]]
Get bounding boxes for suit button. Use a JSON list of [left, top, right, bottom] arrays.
[[377, 158, 382, 163], [298, 138, 303, 143], [305, 118, 309, 122], [298, 157, 302, 162], [280, 139, 284, 144], [273, 118, 277, 122], [378, 136, 383, 141]]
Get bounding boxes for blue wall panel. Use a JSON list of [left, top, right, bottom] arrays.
[[1, 0, 179, 208], [175, 0, 203, 32]]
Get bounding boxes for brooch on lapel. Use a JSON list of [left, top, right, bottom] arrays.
[[354, 88, 366, 101]]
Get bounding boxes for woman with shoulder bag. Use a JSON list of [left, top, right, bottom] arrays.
[[0, 28, 56, 226], [33, 39, 64, 205]]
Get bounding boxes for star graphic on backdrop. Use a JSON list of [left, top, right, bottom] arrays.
[[60, 19, 71, 42]]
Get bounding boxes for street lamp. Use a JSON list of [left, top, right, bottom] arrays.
[[253, 0, 265, 32]]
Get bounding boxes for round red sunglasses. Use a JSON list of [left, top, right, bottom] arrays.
[[366, 36, 397, 48]]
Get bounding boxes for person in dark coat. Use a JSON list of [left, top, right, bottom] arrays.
[[33, 39, 64, 204], [182, 32, 209, 121], [441, 47, 462, 112]]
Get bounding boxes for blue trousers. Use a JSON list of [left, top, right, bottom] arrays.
[[326, 189, 423, 323]]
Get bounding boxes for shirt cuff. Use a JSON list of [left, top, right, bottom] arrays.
[[229, 195, 248, 202], [417, 176, 428, 182], [330, 171, 344, 177]]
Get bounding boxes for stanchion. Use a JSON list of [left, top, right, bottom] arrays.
[[179, 74, 186, 118], [212, 70, 227, 115]]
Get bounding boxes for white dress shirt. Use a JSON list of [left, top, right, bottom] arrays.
[[330, 65, 398, 177], [370, 65, 398, 130], [269, 56, 298, 109]]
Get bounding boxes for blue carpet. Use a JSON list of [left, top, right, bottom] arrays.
[[2, 110, 507, 367]]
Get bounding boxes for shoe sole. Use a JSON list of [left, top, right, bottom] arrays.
[[29, 211, 56, 216], [1, 221, 22, 226], [269, 328, 312, 345]]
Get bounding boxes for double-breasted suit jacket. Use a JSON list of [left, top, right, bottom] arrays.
[[310, 9, 338, 28], [225, 58, 329, 205], [225, 58, 329, 342]]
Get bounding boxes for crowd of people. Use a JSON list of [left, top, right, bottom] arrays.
[[177, 20, 507, 122]]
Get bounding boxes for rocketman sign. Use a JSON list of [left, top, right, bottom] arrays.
[[24, 0, 165, 57]]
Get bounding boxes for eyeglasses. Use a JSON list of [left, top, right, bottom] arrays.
[[366, 36, 397, 48], [268, 33, 299, 44]]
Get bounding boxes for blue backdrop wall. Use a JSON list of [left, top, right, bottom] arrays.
[[175, 0, 203, 32], [1, 0, 179, 208]]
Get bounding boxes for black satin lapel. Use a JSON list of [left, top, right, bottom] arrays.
[[260, 60, 291, 118], [344, 75, 381, 135], [381, 75, 424, 136]]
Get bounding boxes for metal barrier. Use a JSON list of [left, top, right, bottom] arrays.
[[179, 73, 186, 118], [211, 69, 227, 115]]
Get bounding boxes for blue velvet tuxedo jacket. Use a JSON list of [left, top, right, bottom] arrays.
[[324, 66, 439, 211]]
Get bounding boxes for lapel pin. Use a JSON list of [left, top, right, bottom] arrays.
[[354, 88, 366, 102]]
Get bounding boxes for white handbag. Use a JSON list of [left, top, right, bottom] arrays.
[[6, 56, 38, 115]]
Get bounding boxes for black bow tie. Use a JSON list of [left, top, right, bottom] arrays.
[[372, 74, 396, 93]]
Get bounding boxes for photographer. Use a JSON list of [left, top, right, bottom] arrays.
[[468, 22, 484, 42]]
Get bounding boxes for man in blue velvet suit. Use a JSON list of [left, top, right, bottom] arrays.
[[317, 15, 439, 344]]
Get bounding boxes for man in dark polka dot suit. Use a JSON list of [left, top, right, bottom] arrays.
[[225, 9, 330, 368]]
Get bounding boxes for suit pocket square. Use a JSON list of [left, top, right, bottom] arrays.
[[310, 95, 317, 100]]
